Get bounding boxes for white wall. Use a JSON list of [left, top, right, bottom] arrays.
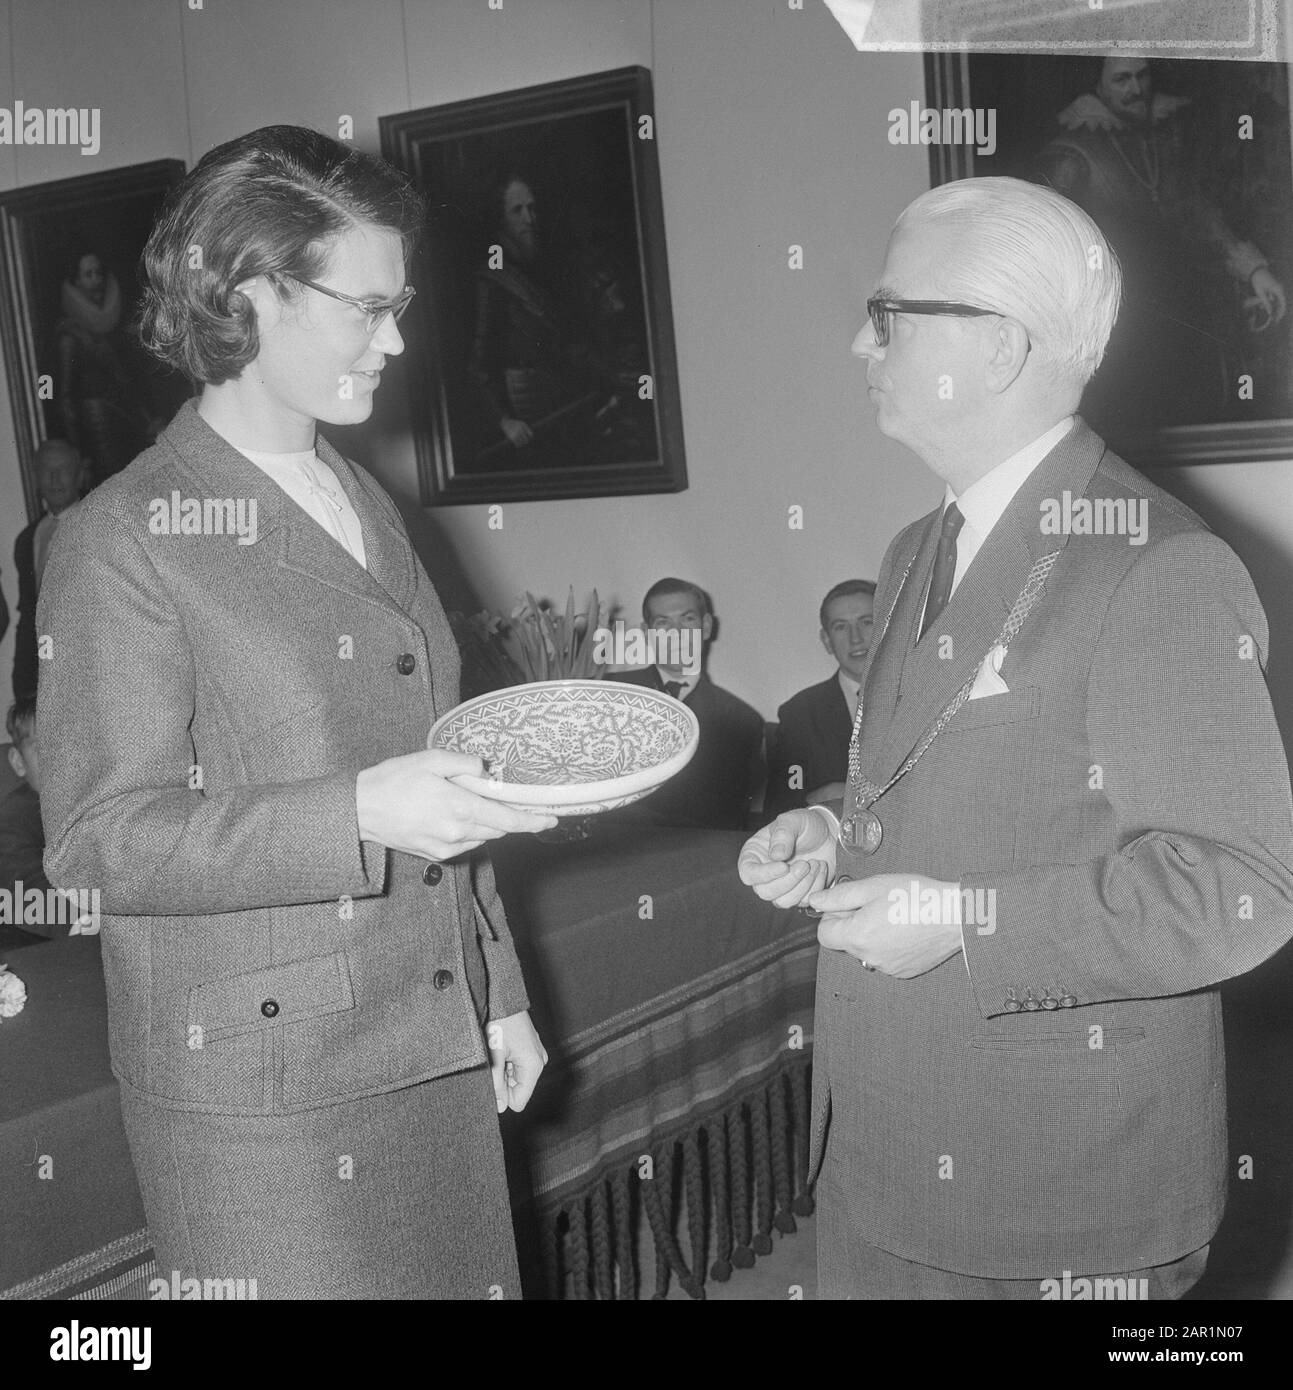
[[1, 0, 1291, 738]]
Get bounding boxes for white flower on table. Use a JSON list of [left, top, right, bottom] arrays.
[[0, 965, 27, 1018]]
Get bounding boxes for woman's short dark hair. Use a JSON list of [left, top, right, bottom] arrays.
[[139, 125, 425, 385]]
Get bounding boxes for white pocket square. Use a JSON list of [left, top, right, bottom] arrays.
[[968, 643, 1010, 701]]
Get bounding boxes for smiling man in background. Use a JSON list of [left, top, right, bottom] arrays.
[[766, 579, 875, 818]]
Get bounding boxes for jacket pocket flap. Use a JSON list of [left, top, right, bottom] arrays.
[[947, 683, 1040, 734], [189, 952, 354, 1041]]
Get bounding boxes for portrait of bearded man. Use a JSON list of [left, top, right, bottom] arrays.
[[1033, 56, 1287, 435]]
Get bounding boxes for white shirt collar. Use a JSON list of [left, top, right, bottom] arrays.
[[235, 444, 367, 569], [837, 669, 861, 716], [238, 445, 321, 475], [940, 417, 1073, 595], [945, 416, 1074, 539]]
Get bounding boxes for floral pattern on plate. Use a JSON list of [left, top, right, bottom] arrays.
[[433, 682, 694, 786]]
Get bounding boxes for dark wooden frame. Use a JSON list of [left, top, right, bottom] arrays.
[[380, 66, 687, 505], [926, 53, 1293, 467], [0, 159, 186, 519]]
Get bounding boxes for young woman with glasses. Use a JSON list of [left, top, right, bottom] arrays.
[[38, 125, 555, 1299]]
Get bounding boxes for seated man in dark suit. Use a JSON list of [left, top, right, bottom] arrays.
[[766, 579, 875, 817], [0, 698, 51, 948], [13, 439, 88, 703], [607, 578, 764, 830]]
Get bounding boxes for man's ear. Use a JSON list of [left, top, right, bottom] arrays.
[[819, 628, 833, 657], [701, 613, 714, 642], [984, 317, 1031, 394], [7, 744, 26, 779]]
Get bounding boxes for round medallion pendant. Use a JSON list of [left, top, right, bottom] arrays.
[[842, 809, 883, 855]]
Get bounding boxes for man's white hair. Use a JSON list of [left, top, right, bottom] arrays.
[[896, 176, 1122, 387]]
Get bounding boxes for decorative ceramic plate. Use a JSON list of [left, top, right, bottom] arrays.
[[429, 679, 699, 816]]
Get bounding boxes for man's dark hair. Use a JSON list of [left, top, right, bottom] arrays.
[[819, 579, 876, 633], [6, 697, 36, 746], [139, 125, 425, 385], [642, 577, 712, 620]]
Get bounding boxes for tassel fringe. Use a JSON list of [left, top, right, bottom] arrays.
[[536, 1061, 812, 1299]]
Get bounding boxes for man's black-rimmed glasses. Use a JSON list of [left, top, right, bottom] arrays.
[[866, 297, 1000, 347]]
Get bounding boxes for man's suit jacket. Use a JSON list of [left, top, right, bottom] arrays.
[[38, 400, 528, 1116], [766, 675, 852, 817], [606, 668, 764, 830], [809, 418, 1293, 1278], [11, 517, 39, 702]]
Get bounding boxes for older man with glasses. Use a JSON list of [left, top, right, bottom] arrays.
[[740, 175, 1293, 1299]]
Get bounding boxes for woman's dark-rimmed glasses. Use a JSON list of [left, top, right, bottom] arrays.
[[289, 275, 416, 334]]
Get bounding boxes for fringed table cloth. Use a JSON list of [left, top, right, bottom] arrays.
[[2, 826, 815, 1300]]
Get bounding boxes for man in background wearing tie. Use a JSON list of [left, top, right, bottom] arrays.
[[766, 579, 875, 818], [13, 440, 87, 702], [739, 176, 1293, 1298], [608, 577, 765, 831]]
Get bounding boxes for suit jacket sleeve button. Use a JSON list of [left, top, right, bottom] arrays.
[[261, 998, 280, 1018], [433, 969, 453, 991], [397, 653, 416, 675], [422, 862, 443, 886]]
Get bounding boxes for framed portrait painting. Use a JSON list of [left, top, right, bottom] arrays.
[[0, 158, 190, 518], [926, 54, 1293, 466], [381, 66, 687, 505]]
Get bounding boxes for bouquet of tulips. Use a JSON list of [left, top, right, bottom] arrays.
[[507, 589, 609, 683], [450, 589, 610, 697]]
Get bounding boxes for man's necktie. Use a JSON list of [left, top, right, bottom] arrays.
[[663, 680, 684, 699], [919, 502, 964, 639]]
